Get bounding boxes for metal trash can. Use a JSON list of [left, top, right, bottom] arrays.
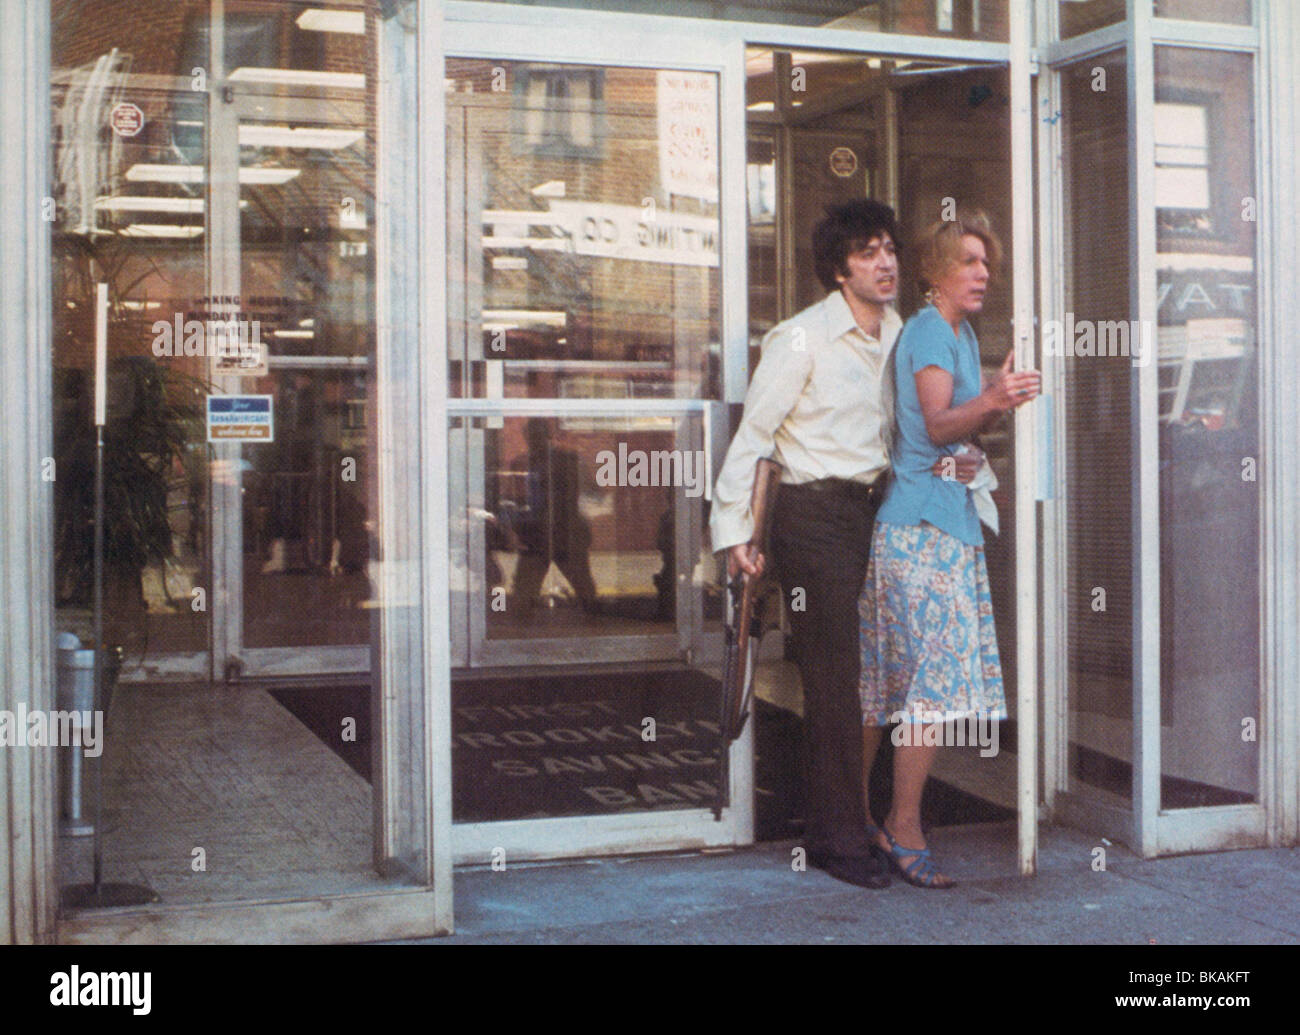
[[55, 632, 96, 836]]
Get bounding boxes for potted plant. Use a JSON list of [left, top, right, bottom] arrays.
[[53, 354, 206, 666]]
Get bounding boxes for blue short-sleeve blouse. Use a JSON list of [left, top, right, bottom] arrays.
[[875, 304, 985, 547]]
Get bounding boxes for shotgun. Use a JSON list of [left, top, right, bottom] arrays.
[[719, 457, 782, 744]]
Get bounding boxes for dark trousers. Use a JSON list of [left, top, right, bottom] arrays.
[[770, 480, 881, 860]]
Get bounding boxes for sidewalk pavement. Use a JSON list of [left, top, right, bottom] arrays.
[[408, 821, 1299, 944]]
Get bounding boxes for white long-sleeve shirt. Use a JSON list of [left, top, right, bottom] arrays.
[[709, 290, 902, 552]]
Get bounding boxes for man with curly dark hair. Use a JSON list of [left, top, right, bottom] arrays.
[[710, 198, 902, 889]]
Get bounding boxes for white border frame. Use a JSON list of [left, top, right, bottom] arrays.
[[416, 0, 456, 933], [1035, 0, 1067, 827]]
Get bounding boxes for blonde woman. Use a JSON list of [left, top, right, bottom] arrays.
[[858, 210, 1039, 888]]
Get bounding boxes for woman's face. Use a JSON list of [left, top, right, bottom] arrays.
[[933, 233, 990, 316]]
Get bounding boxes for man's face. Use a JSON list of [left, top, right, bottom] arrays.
[[836, 233, 898, 307]]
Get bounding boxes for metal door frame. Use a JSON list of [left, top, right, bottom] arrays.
[[441, 12, 753, 862], [439, 3, 1039, 868], [1038, 1, 1282, 857], [208, 1, 372, 679]]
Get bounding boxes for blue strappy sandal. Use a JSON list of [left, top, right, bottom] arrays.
[[881, 825, 956, 889]]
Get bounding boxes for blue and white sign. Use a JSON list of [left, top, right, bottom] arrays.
[[206, 395, 274, 443]]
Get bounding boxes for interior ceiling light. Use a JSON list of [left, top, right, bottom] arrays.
[[95, 196, 249, 212], [228, 67, 365, 90], [96, 196, 204, 213], [120, 224, 204, 238], [296, 8, 365, 34], [126, 164, 301, 185], [482, 309, 567, 329], [239, 125, 364, 150], [273, 329, 315, 338]]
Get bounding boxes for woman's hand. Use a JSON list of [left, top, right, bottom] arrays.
[[931, 444, 984, 484], [982, 350, 1041, 412]]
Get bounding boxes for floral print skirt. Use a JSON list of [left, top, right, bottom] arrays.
[[858, 520, 1007, 726]]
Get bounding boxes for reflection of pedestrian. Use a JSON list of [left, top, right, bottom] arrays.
[[711, 199, 902, 890], [261, 374, 317, 573], [652, 508, 674, 620], [859, 210, 1040, 889], [508, 419, 598, 612], [330, 483, 368, 575]]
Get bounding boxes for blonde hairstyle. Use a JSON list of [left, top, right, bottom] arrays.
[[913, 208, 1002, 294]]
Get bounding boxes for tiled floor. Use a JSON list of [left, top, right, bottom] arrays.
[[58, 682, 388, 908]]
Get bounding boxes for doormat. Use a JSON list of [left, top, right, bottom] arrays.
[[271, 670, 728, 822], [271, 675, 1014, 833], [449, 668, 724, 822]]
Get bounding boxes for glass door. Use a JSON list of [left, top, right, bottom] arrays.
[[208, 0, 374, 678], [441, 16, 751, 860], [48, 0, 439, 938], [1043, 7, 1268, 857], [446, 59, 717, 670]]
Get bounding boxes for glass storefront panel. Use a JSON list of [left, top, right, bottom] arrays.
[[1058, 0, 1123, 40], [452, 664, 724, 822], [1154, 47, 1259, 808], [483, 416, 690, 644], [51, 0, 214, 667], [1154, 0, 1251, 24], [446, 58, 721, 402], [1060, 2, 1252, 41], [473, 0, 1009, 41], [49, 0, 429, 911], [241, 369, 371, 649], [1060, 51, 1134, 804]]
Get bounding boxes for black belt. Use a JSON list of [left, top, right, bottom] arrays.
[[790, 476, 885, 502]]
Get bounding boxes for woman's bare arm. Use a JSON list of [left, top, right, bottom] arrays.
[[916, 351, 1041, 447]]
